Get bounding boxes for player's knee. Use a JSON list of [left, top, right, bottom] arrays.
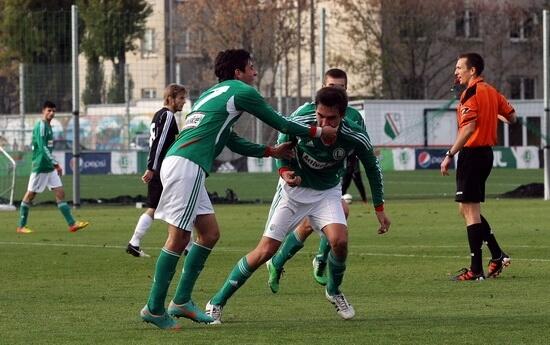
[[24, 192, 36, 202], [197, 229, 219, 247], [330, 238, 348, 256]]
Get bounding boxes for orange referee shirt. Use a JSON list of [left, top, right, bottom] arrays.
[[457, 76, 515, 147]]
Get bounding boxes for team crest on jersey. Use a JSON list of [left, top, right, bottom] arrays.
[[182, 112, 205, 130], [302, 153, 336, 169], [332, 148, 346, 160]]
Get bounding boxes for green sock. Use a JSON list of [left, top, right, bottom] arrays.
[[18, 201, 30, 227], [316, 234, 330, 262], [271, 231, 304, 270], [210, 257, 253, 306], [172, 243, 211, 305], [57, 202, 75, 226], [147, 248, 181, 314], [326, 251, 347, 295]]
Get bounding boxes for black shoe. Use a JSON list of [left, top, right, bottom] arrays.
[[126, 243, 150, 258]]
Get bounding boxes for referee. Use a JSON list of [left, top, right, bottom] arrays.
[[441, 53, 517, 281]]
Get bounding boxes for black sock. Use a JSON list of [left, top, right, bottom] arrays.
[[480, 215, 503, 260], [466, 223, 484, 274]]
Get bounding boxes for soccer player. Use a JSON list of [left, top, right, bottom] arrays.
[[126, 84, 186, 258], [266, 68, 367, 289], [204, 87, 390, 324], [441, 53, 516, 281], [16, 101, 89, 234], [139, 49, 337, 330]]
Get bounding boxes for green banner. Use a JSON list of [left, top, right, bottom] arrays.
[[376, 148, 394, 171], [492, 147, 516, 168]]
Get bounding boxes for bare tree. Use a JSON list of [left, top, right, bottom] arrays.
[[472, 0, 543, 92], [176, 0, 302, 98], [333, 0, 458, 99]]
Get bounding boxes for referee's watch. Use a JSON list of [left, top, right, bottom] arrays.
[[445, 150, 454, 158]]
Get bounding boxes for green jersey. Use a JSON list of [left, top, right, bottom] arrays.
[[31, 120, 58, 173], [166, 80, 313, 174], [292, 102, 366, 130], [277, 112, 384, 208]]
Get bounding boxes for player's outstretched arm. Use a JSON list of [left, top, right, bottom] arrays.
[[375, 210, 391, 235], [266, 141, 295, 160]]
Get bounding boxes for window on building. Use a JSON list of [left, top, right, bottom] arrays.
[[526, 117, 541, 146], [176, 29, 202, 56], [509, 77, 535, 99], [141, 88, 157, 99], [508, 121, 523, 146], [141, 28, 155, 57], [456, 10, 480, 39], [510, 13, 537, 41]]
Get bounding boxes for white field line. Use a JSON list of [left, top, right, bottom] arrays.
[[1, 241, 550, 262]]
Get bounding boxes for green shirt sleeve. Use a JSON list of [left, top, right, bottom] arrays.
[[357, 147, 384, 207], [235, 86, 312, 138], [225, 131, 267, 157]]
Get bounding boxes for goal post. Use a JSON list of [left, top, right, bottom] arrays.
[[0, 147, 17, 211]]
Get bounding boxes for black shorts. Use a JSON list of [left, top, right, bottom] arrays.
[[146, 173, 163, 208], [345, 155, 360, 175], [455, 146, 493, 203]]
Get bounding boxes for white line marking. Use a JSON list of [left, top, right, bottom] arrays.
[[1, 241, 549, 262]]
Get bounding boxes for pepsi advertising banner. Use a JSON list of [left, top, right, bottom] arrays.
[[65, 152, 111, 175], [415, 149, 453, 169]]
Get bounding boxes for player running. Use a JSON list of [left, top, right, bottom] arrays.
[[266, 68, 368, 289], [139, 49, 337, 330], [204, 87, 390, 324]]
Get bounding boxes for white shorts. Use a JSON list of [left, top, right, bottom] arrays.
[[263, 179, 347, 242], [27, 171, 63, 193], [154, 156, 214, 231]]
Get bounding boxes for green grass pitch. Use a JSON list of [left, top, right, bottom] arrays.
[[1, 170, 549, 344]]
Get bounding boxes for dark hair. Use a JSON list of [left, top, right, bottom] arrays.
[[315, 87, 348, 116], [42, 101, 56, 110], [214, 49, 252, 82], [459, 53, 484, 76], [324, 68, 347, 84]]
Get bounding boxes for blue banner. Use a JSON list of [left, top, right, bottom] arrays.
[[415, 148, 453, 169], [65, 152, 111, 175]]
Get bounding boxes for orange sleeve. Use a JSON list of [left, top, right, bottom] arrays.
[[459, 95, 478, 127], [497, 93, 515, 121]]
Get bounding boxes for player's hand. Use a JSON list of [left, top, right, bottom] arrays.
[[320, 126, 337, 145], [281, 170, 302, 187], [375, 210, 391, 234], [440, 156, 451, 176], [268, 141, 295, 160], [142, 169, 154, 183], [54, 164, 63, 177]]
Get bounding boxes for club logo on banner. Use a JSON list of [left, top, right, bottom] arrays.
[[384, 112, 402, 140], [391, 148, 415, 171]]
